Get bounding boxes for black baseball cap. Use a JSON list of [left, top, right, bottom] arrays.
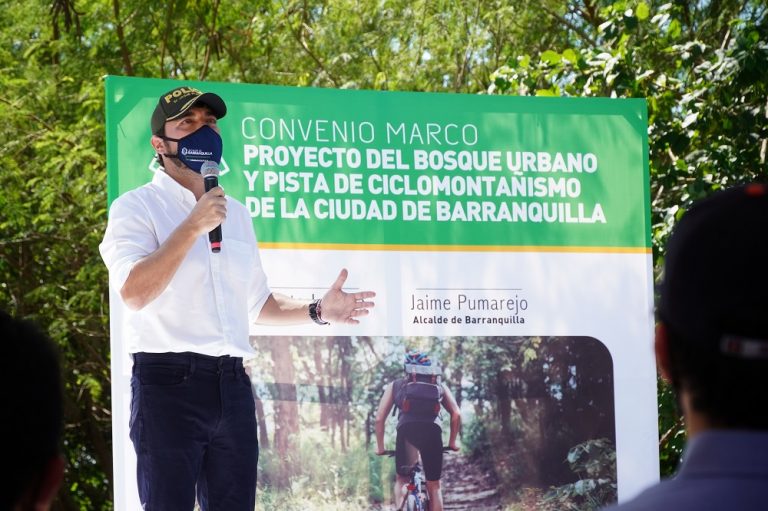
[[658, 183, 768, 360], [151, 86, 227, 135]]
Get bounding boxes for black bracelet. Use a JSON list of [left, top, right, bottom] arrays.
[[309, 298, 329, 325]]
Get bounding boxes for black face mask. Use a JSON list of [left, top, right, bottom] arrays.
[[160, 125, 223, 173]]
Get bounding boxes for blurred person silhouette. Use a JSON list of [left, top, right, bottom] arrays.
[[0, 310, 64, 511], [604, 183, 768, 510]]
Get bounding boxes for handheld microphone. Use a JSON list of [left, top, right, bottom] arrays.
[[200, 161, 222, 253]]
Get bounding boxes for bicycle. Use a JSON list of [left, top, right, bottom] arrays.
[[379, 448, 453, 511]]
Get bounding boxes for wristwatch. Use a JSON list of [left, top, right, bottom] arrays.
[[309, 298, 329, 325]]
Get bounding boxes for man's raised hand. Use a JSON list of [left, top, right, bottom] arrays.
[[319, 269, 375, 325]]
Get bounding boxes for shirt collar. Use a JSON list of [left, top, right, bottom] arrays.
[[678, 430, 768, 479], [152, 169, 197, 207]]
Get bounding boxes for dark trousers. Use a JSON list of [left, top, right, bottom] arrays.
[[130, 352, 258, 511]]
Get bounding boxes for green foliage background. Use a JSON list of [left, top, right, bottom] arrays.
[[0, 0, 765, 508]]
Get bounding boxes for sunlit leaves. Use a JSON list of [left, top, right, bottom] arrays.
[[488, 0, 768, 475], [636, 2, 650, 21]]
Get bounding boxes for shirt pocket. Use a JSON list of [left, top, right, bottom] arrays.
[[222, 239, 255, 283]]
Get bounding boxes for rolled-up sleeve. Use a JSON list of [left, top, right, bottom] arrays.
[[99, 195, 158, 294]]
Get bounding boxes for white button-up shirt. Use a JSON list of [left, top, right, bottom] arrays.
[[100, 170, 271, 358]]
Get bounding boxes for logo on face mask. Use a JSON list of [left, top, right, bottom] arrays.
[[180, 147, 213, 157], [161, 125, 223, 173]]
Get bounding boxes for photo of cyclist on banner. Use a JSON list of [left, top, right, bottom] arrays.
[[375, 351, 461, 511], [243, 335, 616, 508]]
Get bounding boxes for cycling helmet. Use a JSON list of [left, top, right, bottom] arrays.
[[404, 351, 431, 366]]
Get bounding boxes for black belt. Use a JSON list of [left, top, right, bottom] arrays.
[[132, 351, 243, 373]]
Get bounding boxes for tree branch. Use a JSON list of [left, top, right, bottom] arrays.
[[659, 414, 685, 449], [112, 0, 134, 75], [542, 5, 598, 48], [296, 23, 340, 87], [199, 0, 220, 80], [158, 0, 176, 78], [412, 0, 430, 71], [455, 0, 480, 92]]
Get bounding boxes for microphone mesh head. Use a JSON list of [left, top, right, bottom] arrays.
[[200, 160, 220, 177]]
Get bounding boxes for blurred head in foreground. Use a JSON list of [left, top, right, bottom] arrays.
[[656, 183, 768, 432], [0, 310, 65, 511]]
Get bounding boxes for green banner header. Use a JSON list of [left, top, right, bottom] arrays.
[[105, 76, 650, 249]]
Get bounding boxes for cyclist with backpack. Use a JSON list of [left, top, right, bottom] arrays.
[[375, 351, 461, 511]]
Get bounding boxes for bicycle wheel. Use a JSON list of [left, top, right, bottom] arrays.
[[405, 493, 418, 511]]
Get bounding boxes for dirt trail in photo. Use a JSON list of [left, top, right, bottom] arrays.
[[441, 451, 501, 511]]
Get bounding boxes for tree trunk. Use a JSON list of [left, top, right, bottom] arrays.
[[254, 396, 270, 450], [497, 370, 512, 436], [314, 340, 329, 431], [453, 341, 464, 436], [338, 336, 352, 452], [267, 336, 299, 485]]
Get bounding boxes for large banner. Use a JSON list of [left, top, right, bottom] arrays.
[[106, 76, 657, 510]]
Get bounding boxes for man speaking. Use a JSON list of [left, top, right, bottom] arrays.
[[100, 85, 375, 511]]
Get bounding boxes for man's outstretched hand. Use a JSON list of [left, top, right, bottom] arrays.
[[320, 269, 375, 324]]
